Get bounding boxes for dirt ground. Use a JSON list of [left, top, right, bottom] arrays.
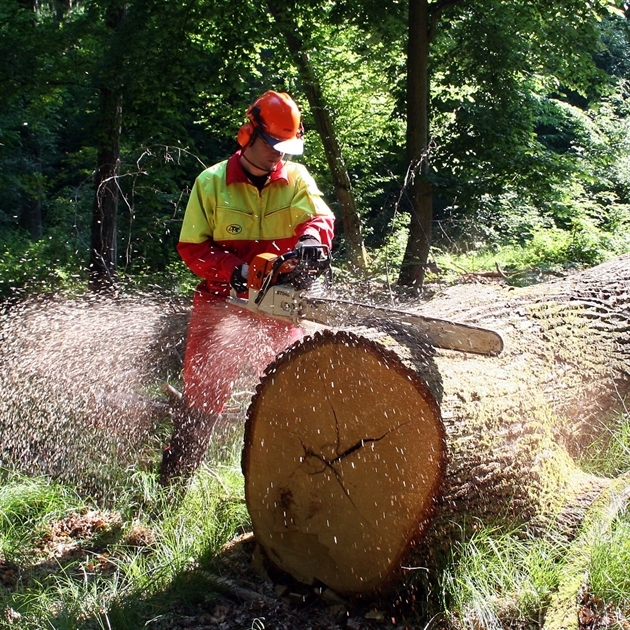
[[159, 532, 416, 630]]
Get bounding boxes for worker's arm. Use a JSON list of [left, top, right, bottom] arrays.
[[291, 166, 336, 248], [177, 168, 244, 284], [176, 240, 242, 285]]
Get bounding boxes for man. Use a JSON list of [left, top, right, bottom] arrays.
[[159, 90, 335, 484]]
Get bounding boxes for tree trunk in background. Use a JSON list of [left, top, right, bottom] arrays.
[[398, 0, 432, 291], [267, 0, 368, 271], [399, 0, 464, 291], [89, 3, 126, 293], [18, 127, 43, 241], [243, 254, 630, 593], [24, 161, 43, 241], [89, 85, 122, 293], [298, 68, 368, 271]]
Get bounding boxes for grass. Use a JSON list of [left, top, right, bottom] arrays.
[[581, 406, 630, 622], [588, 509, 630, 614], [0, 452, 249, 629], [2, 381, 629, 628], [440, 526, 568, 629], [437, 406, 630, 630], [429, 226, 621, 288], [580, 403, 630, 478]]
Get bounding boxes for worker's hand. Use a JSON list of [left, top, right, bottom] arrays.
[[230, 263, 249, 293], [295, 235, 320, 250]]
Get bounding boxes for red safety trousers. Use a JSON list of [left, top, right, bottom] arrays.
[[159, 283, 303, 484]]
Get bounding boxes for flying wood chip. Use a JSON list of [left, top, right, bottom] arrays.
[[242, 330, 446, 595]]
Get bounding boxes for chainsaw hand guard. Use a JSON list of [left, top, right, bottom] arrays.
[[278, 245, 331, 289]]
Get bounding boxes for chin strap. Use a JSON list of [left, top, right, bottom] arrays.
[[241, 150, 272, 176]]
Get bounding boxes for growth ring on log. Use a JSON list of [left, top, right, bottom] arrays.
[[242, 330, 446, 595]]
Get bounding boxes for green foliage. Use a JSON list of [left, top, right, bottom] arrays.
[[431, 220, 629, 289], [428, 2, 630, 259], [0, 229, 87, 300], [293, 19, 407, 222], [2, 0, 630, 285], [365, 211, 410, 282], [110, 145, 204, 276]]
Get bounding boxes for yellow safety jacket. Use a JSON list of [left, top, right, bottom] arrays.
[[178, 152, 335, 297]]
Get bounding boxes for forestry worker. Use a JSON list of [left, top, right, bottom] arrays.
[[159, 90, 335, 485]]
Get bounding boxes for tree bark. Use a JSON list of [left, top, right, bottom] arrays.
[[267, 0, 368, 271], [414, 255, 630, 538], [243, 254, 630, 594]]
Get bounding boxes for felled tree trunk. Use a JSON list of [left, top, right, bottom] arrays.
[[243, 254, 630, 595], [416, 255, 630, 540], [243, 331, 446, 595]]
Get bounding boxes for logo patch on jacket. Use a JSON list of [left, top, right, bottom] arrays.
[[226, 224, 242, 235]]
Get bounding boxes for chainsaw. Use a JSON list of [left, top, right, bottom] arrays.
[[227, 245, 504, 356]]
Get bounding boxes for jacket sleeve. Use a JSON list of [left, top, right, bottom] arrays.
[[294, 214, 335, 248], [177, 172, 243, 283], [291, 167, 336, 248], [177, 241, 242, 284]]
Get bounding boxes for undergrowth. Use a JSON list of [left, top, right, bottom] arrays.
[[3, 410, 629, 630], [438, 404, 630, 630], [0, 450, 248, 629]]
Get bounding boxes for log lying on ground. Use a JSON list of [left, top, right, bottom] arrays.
[[243, 254, 630, 595], [414, 254, 630, 540], [243, 331, 446, 595]]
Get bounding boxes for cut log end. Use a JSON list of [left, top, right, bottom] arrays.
[[242, 330, 446, 595]]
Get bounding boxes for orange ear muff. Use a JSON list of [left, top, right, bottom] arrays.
[[237, 122, 255, 147]]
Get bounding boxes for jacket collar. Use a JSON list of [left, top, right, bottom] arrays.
[[226, 151, 289, 186]]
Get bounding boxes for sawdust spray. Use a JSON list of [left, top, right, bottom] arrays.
[[0, 290, 320, 500]]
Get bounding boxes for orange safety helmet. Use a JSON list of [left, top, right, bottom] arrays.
[[237, 91, 304, 155]]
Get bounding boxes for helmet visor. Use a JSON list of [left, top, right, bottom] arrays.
[[259, 130, 304, 155]]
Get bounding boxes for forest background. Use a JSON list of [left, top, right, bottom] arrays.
[[2, 0, 630, 297], [2, 2, 630, 629]]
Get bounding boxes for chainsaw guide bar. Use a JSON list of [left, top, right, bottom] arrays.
[[299, 295, 504, 356], [228, 246, 504, 357]]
